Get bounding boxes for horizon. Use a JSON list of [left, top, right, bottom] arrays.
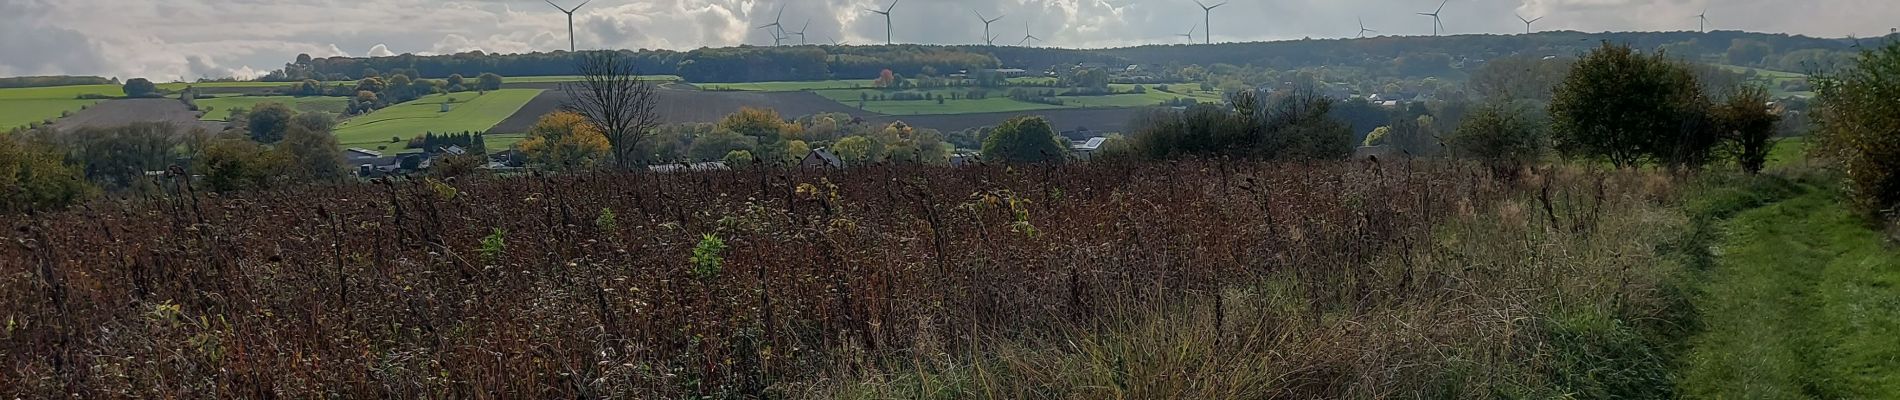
[[2, 0, 1896, 82]]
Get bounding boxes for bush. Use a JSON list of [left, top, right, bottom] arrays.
[[0, 134, 95, 213], [1450, 103, 1546, 176], [982, 116, 1067, 163], [1812, 40, 1900, 220], [1550, 43, 1712, 168], [122, 78, 159, 98]]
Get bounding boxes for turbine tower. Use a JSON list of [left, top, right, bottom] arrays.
[[1178, 23, 1199, 43], [1516, 13, 1543, 34], [755, 5, 787, 46], [545, 0, 592, 51], [1019, 21, 1043, 46], [790, 20, 811, 45], [867, 0, 900, 45], [1194, 1, 1226, 45], [976, 11, 1006, 46], [1418, 0, 1448, 36]]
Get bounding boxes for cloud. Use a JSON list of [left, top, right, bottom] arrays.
[[367, 44, 396, 57], [2, 0, 1896, 80]]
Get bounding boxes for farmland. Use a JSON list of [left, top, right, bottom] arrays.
[[697, 79, 874, 91], [333, 89, 541, 147], [0, 84, 122, 130], [195, 96, 350, 121]]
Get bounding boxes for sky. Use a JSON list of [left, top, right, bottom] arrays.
[[2, 0, 1895, 81]]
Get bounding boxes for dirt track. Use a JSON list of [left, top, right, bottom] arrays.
[[54, 99, 224, 133], [491, 85, 1147, 135]]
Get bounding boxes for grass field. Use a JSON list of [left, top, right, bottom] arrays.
[[0, 84, 125, 131], [700, 80, 874, 92], [333, 89, 542, 147], [809, 86, 1225, 115], [195, 96, 350, 121], [505, 75, 681, 84], [1714, 64, 1814, 98], [1681, 186, 1900, 398]]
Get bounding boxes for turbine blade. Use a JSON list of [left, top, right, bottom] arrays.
[[1212, 2, 1227, 9], [886, 0, 899, 12], [573, 0, 590, 11], [1194, 0, 1208, 9], [1531, 17, 1543, 23], [1435, 0, 1448, 13]]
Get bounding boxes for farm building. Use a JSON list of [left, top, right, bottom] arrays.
[[801, 148, 844, 168]]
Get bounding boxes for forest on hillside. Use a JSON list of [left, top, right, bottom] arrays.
[[262, 31, 1882, 84]]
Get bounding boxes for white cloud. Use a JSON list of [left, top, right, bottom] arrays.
[[3, 0, 1896, 80], [367, 44, 396, 57]]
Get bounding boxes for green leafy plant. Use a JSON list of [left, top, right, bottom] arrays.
[[595, 207, 618, 232], [690, 234, 727, 280], [479, 228, 506, 262]]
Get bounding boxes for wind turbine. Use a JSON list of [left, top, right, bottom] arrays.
[[792, 20, 811, 45], [756, 5, 787, 46], [976, 11, 1006, 46], [1019, 21, 1043, 46], [1194, 1, 1226, 45], [867, 0, 899, 45], [1421, 0, 1444, 36], [1694, 9, 1709, 33], [1358, 17, 1376, 38], [827, 35, 850, 46], [544, 0, 592, 51], [1177, 23, 1199, 43], [1516, 13, 1543, 34]]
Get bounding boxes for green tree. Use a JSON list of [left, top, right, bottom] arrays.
[[386, 74, 415, 102], [247, 103, 296, 143], [446, 74, 466, 91], [477, 73, 504, 91], [1726, 39, 1775, 66], [1450, 103, 1546, 176], [122, 78, 159, 97], [354, 77, 388, 94], [520, 111, 612, 171], [0, 134, 94, 213], [982, 116, 1067, 163], [59, 123, 183, 189], [1711, 86, 1780, 174], [1812, 41, 1900, 218], [278, 116, 348, 182], [832, 136, 875, 164], [723, 150, 755, 167], [196, 137, 287, 192], [1550, 42, 1711, 168]]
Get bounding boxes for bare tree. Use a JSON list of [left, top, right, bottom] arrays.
[[563, 50, 660, 169]]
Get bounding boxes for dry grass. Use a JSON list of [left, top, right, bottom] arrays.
[[0, 161, 1689, 398]]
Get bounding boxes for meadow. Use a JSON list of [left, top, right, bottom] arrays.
[[0, 84, 121, 130], [505, 75, 682, 84], [811, 86, 1226, 115], [332, 89, 542, 148], [194, 96, 350, 121], [698, 79, 874, 92], [1714, 64, 1814, 98]]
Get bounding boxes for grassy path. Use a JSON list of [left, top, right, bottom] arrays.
[[1681, 188, 1900, 398]]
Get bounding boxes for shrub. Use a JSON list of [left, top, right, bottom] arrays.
[[1451, 103, 1547, 176], [1812, 40, 1900, 220]]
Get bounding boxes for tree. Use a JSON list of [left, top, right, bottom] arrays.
[[122, 78, 159, 97], [1550, 43, 1710, 168], [279, 113, 347, 182], [0, 134, 94, 213], [447, 74, 466, 91], [564, 51, 661, 169], [723, 150, 756, 167], [247, 103, 296, 143], [477, 73, 504, 91], [1450, 103, 1546, 176], [1726, 39, 1775, 66], [874, 69, 897, 88], [1468, 55, 1571, 103], [832, 136, 875, 163], [355, 77, 388, 93], [519, 111, 612, 171], [1711, 86, 1779, 174], [982, 116, 1067, 163], [1812, 40, 1900, 218], [59, 123, 184, 189], [196, 137, 288, 192], [718, 107, 799, 162], [687, 129, 756, 161], [386, 74, 416, 102]]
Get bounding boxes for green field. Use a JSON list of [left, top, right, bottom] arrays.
[[1714, 64, 1814, 98], [809, 85, 1224, 115], [700, 80, 874, 92], [505, 75, 681, 84], [0, 84, 123, 131], [333, 89, 542, 148], [195, 96, 350, 121]]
